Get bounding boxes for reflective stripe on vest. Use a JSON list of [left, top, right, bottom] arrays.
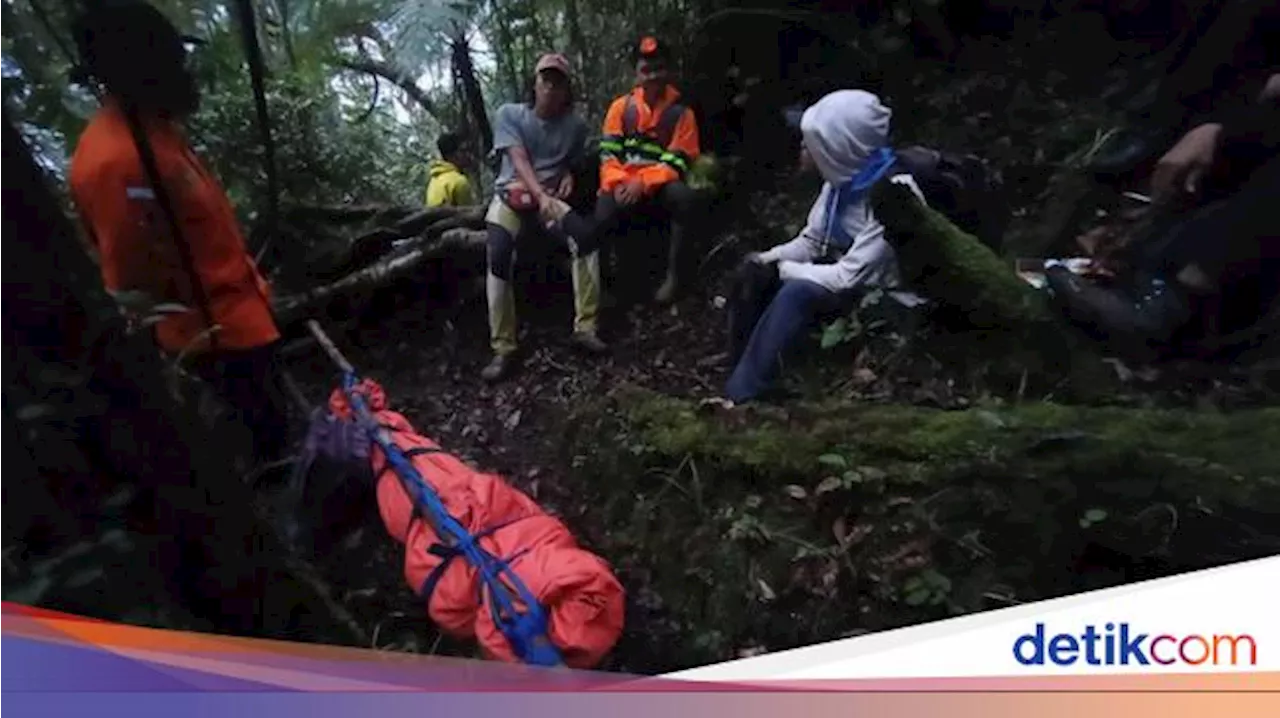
[[600, 94, 690, 175]]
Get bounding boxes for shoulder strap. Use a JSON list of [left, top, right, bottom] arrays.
[[118, 105, 220, 353], [655, 102, 686, 148], [622, 95, 639, 136], [620, 93, 687, 147]]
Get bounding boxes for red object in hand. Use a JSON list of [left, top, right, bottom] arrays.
[[503, 182, 538, 211]]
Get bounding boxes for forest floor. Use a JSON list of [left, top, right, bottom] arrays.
[[281, 168, 1277, 677], [276, 16, 1280, 674], [6, 12, 1278, 678]]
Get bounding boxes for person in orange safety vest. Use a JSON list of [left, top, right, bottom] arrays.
[[68, 0, 291, 464], [543, 35, 702, 304]]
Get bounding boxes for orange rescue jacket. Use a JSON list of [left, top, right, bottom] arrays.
[[598, 84, 700, 197], [69, 101, 279, 355]]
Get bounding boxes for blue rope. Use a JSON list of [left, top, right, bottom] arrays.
[[339, 372, 563, 667]]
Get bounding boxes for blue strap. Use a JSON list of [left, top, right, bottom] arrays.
[[340, 373, 562, 667], [416, 515, 531, 603], [821, 146, 899, 254]]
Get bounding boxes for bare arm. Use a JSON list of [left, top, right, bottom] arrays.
[[507, 144, 548, 199]]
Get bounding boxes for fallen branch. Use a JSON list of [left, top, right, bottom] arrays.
[[336, 57, 439, 117], [374, 205, 484, 238], [273, 228, 487, 323], [311, 206, 489, 287]]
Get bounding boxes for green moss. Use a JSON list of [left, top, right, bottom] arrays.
[[617, 385, 1280, 483], [872, 181, 1058, 333], [577, 387, 1280, 673], [868, 182, 1124, 401]]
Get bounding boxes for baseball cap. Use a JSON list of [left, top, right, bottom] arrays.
[[634, 35, 669, 63], [535, 53, 572, 78]]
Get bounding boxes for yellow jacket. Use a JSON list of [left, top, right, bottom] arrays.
[[424, 160, 474, 207]]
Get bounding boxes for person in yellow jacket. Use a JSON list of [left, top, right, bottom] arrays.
[[425, 131, 475, 207]]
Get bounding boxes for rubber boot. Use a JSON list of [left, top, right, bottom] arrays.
[[483, 273, 519, 382], [1087, 125, 1179, 179], [570, 252, 608, 354], [1044, 266, 1192, 354], [654, 221, 685, 305]]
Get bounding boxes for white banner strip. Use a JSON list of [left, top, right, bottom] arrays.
[[664, 556, 1280, 681]]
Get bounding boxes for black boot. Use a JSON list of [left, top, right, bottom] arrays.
[[1086, 125, 1179, 179], [1045, 266, 1193, 353]]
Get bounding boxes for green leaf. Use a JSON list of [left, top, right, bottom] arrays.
[[818, 454, 848, 469], [815, 476, 843, 495], [820, 318, 850, 349], [784, 485, 808, 500], [1084, 508, 1108, 523], [904, 588, 931, 606]]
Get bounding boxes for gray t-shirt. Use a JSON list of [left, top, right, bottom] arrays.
[[491, 102, 588, 191]]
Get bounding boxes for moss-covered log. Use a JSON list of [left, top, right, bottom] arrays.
[[872, 181, 1062, 339], [870, 180, 1120, 400], [562, 386, 1280, 673]]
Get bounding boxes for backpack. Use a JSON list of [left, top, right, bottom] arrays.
[[892, 145, 1010, 254]]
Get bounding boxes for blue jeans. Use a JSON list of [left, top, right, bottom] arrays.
[[725, 279, 848, 403]]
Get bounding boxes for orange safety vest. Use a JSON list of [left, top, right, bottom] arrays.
[[69, 101, 279, 355], [598, 85, 700, 197]]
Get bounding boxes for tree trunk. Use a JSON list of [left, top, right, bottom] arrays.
[[274, 0, 298, 69], [451, 30, 493, 155], [565, 0, 594, 111], [492, 0, 522, 101]]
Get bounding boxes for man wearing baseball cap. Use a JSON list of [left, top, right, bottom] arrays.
[[481, 52, 599, 383], [543, 34, 702, 305]]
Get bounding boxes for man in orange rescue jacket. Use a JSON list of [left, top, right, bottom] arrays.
[[69, 0, 290, 463], [544, 35, 701, 304]]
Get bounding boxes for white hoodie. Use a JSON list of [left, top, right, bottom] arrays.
[[757, 90, 925, 305]]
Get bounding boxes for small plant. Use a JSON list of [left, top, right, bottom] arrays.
[[902, 568, 952, 607], [820, 314, 862, 349], [815, 454, 877, 494], [726, 509, 771, 544]]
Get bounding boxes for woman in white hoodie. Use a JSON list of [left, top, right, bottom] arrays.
[[724, 89, 926, 403]]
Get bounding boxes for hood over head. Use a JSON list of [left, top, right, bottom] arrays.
[[799, 90, 892, 185], [429, 159, 461, 177]]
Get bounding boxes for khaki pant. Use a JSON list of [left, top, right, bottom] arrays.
[[485, 196, 601, 356]]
